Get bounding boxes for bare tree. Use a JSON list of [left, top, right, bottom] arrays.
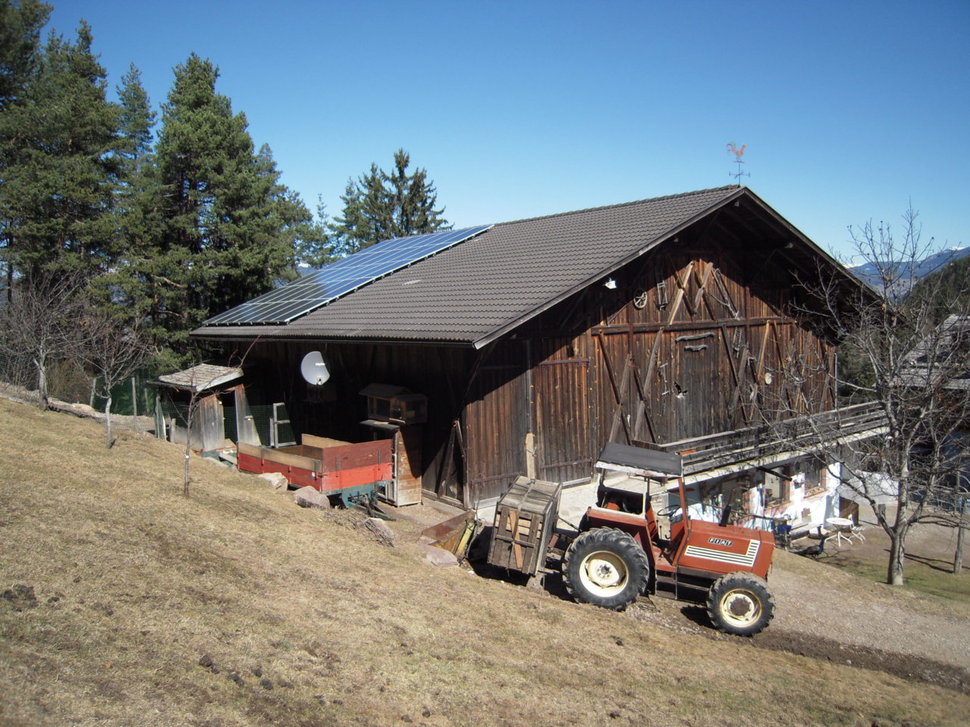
[[74, 306, 154, 448], [783, 208, 970, 585], [0, 273, 85, 409]]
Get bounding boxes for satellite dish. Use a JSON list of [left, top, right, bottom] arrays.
[[300, 351, 330, 386]]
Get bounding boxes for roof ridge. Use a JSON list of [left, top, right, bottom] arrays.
[[493, 185, 741, 227]]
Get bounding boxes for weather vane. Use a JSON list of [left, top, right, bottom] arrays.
[[726, 143, 750, 185]]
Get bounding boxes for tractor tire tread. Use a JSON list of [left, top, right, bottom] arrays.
[[706, 572, 775, 636], [562, 527, 649, 611]]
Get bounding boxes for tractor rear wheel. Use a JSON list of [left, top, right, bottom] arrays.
[[563, 528, 649, 611], [706, 572, 775, 636]]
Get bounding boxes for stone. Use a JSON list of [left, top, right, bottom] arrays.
[[258, 472, 289, 490], [363, 517, 396, 547], [419, 543, 459, 568], [294, 486, 331, 509]]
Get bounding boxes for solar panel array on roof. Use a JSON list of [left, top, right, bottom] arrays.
[[203, 224, 493, 325]]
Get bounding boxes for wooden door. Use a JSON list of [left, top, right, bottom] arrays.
[[533, 350, 592, 483]]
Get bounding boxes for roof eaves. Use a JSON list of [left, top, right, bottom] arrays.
[[245, 330, 477, 348]]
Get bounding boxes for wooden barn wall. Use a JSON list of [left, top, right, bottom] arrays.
[[239, 340, 471, 502], [462, 335, 596, 504], [460, 227, 837, 505], [586, 238, 837, 448], [463, 339, 529, 505]]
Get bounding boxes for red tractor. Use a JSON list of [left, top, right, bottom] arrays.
[[561, 442, 776, 635]]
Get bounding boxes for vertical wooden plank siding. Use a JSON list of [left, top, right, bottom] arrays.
[[463, 340, 529, 505], [532, 338, 591, 483]]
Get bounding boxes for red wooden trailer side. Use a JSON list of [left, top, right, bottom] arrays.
[[237, 439, 393, 494]]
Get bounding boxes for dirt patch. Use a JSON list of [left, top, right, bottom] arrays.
[[751, 628, 970, 695], [623, 596, 970, 697]]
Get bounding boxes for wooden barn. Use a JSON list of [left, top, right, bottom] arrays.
[[193, 185, 882, 524]]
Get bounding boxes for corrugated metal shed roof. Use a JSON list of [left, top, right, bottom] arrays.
[[193, 185, 749, 347]]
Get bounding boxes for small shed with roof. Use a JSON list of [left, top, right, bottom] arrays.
[[193, 185, 880, 513]]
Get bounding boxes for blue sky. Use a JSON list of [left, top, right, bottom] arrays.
[[49, 0, 969, 260]]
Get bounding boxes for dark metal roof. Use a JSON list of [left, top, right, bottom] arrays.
[[596, 442, 684, 477], [194, 185, 826, 348]]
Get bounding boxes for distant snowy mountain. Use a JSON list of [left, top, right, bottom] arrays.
[[848, 246, 970, 297]]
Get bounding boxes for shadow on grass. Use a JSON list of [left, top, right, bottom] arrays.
[[679, 604, 714, 629], [905, 552, 958, 572]]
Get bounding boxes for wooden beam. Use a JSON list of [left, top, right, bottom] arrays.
[[720, 324, 750, 426], [609, 361, 633, 444], [632, 363, 657, 443], [591, 316, 787, 336], [665, 261, 693, 325], [597, 332, 633, 444], [692, 261, 714, 312]]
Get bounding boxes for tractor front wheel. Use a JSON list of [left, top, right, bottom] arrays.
[[563, 528, 649, 611], [706, 572, 775, 636]]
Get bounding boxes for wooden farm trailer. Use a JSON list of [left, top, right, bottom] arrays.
[[237, 433, 419, 507]]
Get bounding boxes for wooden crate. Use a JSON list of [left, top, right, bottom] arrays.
[[487, 476, 562, 575]]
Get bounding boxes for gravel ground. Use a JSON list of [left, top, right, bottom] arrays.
[[615, 511, 970, 695], [769, 547, 969, 671]]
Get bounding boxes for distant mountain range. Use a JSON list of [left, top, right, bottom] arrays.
[[847, 246, 970, 297]]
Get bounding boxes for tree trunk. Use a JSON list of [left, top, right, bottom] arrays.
[[35, 357, 48, 409], [183, 441, 191, 497], [955, 499, 967, 574], [104, 394, 113, 449], [887, 533, 905, 585]]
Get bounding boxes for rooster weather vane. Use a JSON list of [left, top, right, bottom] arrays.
[[726, 143, 750, 185]]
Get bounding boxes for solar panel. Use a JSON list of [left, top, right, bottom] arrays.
[[204, 225, 493, 326]]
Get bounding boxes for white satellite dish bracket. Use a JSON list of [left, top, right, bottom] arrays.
[[300, 351, 330, 386]]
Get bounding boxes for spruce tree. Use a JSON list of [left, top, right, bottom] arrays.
[[332, 149, 449, 255], [296, 197, 336, 268], [0, 18, 121, 284], [387, 149, 447, 237], [255, 143, 332, 273]]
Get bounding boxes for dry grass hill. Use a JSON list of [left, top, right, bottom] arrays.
[[1, 396, 968, 726]]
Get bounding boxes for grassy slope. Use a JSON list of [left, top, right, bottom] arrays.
[[1, 397, 967, 727]]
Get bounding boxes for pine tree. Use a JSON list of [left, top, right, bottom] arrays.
[[332, 149, 449, 255], [296, 197, 336, 268], [0, 0, 49, 109], [94, 65, 164, 334], [255, 143, 332, 273], [151, 55, 305, 360], [0, 0, 51, 299], [0, 18, 121, 284]]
